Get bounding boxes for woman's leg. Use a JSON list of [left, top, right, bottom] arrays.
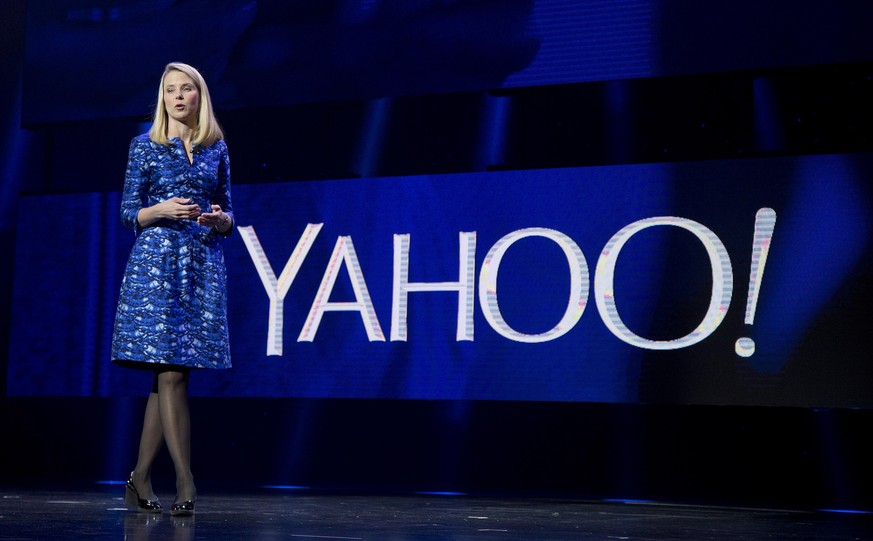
[[130, 374, 163, 499], [156, 367, 196, 503]]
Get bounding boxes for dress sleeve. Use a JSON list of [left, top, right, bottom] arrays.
[[120, 137, 149, 233], [213, 140, 235, 237]]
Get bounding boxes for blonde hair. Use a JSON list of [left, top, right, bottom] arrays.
[[149, 62, 224, 147]]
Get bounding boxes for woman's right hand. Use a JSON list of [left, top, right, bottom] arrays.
[[137, 197, 201, 227], [155, 197, 201, 220]]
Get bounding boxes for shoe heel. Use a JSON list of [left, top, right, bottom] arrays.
[[124, 483, 138, 506], [126, 472, 162, 513]]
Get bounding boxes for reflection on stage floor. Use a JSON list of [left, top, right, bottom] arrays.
[[1, 486, 871, 540]]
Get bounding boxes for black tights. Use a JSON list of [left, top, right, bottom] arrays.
[[129, 366, 196, 503]]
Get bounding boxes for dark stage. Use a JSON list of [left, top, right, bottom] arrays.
[[2, 397, 873, 541], [2, 487, 872, 541]]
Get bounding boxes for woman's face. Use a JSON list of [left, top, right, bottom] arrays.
[[163, 70, 200, 126]]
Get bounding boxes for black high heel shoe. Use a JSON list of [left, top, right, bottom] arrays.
[[125, 472, 162, 513], [170, 500, 195, 516]]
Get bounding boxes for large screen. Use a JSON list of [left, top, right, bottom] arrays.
[[8, 153, 873, 406], [22, 0, 873, 124]]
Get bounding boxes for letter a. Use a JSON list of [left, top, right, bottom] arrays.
[[299, 236, 386, 342]]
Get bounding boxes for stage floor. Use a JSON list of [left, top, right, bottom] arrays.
[[1, 487, 871, 540]]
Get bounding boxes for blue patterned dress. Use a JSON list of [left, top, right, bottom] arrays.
[[111, 134, 233, 370]]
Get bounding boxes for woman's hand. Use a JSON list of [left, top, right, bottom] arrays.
[[157, 197, 201, 220], [197, 204, 232, 232], [137, 197, 201, 227]]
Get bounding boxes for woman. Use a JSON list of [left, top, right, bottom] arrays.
[[111, 62, 234, 516]]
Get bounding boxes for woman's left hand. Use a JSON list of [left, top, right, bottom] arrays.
[[197, 204, 232, 232]]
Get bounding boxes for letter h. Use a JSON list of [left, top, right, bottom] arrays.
[[390, 232, 477, 341]]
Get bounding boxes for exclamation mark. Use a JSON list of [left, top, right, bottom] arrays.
[[735, 208, 777, 357]]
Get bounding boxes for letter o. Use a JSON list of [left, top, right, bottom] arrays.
[[479, 228, 589, 343], [594, 217, 733, 349]]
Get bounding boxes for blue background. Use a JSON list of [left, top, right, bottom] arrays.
[[21, 0, 873, 124]]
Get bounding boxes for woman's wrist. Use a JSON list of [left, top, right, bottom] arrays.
[[216, 212, 231, 232]]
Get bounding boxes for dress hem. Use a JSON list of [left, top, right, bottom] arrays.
[[112, 359, 229, 371]]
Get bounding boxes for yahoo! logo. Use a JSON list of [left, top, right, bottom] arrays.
[[239, 208, 775, 358]]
